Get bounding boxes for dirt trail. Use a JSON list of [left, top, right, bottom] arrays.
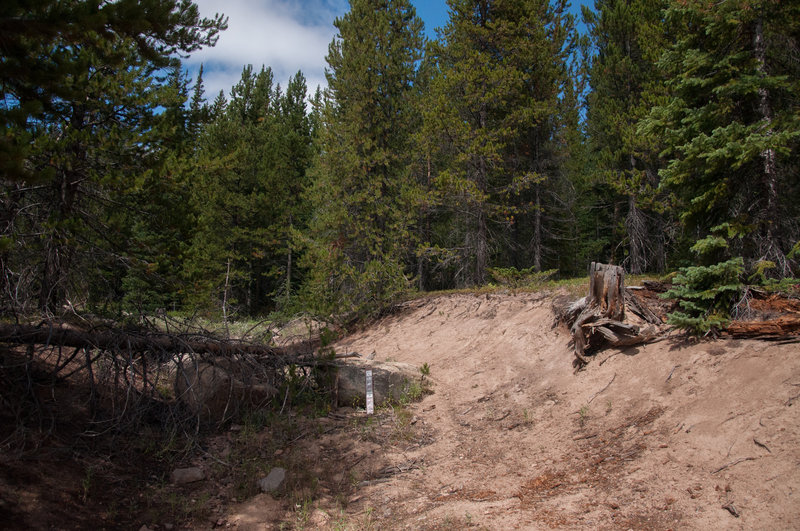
[[225, 290, 800, 529]]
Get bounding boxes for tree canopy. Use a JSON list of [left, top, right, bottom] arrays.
[[1, 0, 798, 320]]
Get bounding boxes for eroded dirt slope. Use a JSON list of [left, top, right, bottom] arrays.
[[256, 290, 800, 530]]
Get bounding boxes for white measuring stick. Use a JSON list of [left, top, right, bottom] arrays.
[[365, 369, 374, 415]]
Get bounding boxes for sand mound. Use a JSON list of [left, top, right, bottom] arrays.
[[321, 290, 800, 529]]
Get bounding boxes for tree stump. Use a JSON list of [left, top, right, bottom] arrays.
[[587, 262, 625, 321], [569, 263, 656, 366]]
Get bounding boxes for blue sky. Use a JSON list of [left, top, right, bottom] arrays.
[[186, 1, 591, 102]]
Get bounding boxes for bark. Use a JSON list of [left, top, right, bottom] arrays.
[[753, 16, 784, 270], [567, 263, 660, 366], [754, 17, 778, 218], [587, 262, 626, 321], [533, 182, 542, 272], [626, 193, 644, 275], [0, 322, 301, 359], [726, 316, 800, 339]]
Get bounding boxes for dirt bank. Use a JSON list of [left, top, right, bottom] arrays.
[[3, 290, 798, 529], [232, 290, 799, 529]]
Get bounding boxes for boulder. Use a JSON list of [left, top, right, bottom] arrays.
[[170, 467, 205, 485], [258, 467, 286, 493], [174, 357, 277, 424], [334, 359, 422, 407]]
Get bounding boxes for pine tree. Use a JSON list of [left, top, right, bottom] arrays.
[[186, 66, 314, 315], [302, 0, 425, 316], [420, 0, 577, 286], [274, 72, 313, 306], [188, 64, 210, 140], [0, 0, 226, 183], [186, 66, 277, 314], [0, 1, 226, 313], [583, 0, 672, 274], [641, 0, 800, 275]]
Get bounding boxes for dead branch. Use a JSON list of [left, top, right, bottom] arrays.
[[713, 456, 758, 474], [588, 373, 616, 404]]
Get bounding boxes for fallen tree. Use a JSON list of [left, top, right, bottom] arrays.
[[0, 322, 290, 358], [0, 320, 326, 434]]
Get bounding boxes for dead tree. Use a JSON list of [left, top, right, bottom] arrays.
[[567, 263, 659, 367]]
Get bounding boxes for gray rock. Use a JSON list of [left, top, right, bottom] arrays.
[[258, 467, 286, 492], [170, 467, 205, 485], [334, 359, 422, 407], [174, 357, 277, 425]]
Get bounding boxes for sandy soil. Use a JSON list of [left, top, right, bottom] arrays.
[[3, 290, 798, 529], [228, 290, 800, 529]]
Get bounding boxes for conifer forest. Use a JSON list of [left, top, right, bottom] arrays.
[[2, 0, 799, 322]]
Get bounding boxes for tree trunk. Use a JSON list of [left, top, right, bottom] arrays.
[[626, 193, 644, 275], [587, 262, 626, 321], [567, 263, 660, 367], [532, 182, 542, 272], [40, 170, 80, 312], [0, 322, 312, 359], [753, 16, 783, 271]]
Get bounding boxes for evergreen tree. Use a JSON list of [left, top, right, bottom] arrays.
[[583, 0, 672, 274], [119, 67, 197, 312], [186, 66, 314, 315], [421, 0, 577, 286], [188, 64, 210, 140], [302, 0, 425, 316], [641, 0, 800, 275], [0, 1, 226, 313], [274, 72, 314, 305], [0, 0, 226, 183]]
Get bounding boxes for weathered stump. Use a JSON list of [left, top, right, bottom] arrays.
[[569, 263, 657, 367]]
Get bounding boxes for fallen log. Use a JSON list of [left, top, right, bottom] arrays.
[[725, 315, 800, 338], [624, 290, 663, 325], [0, 322, 285, 359]]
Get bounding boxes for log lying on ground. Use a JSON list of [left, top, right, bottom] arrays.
[[0, 322, 313, 428], [725, 316, 800, 339], [624, 290, 663, 325], [0, 322, 287, 358]]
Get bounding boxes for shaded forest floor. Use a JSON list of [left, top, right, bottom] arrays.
[[2, 288, 800, 529]]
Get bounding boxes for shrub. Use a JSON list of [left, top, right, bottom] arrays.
[[663, 257, 744, 335]]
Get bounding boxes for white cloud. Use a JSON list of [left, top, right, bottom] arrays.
[[186, 0, 348, 99]]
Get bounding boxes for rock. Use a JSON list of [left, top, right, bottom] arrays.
[[174, 357, 277, 424], [333, 359, 423, 407], [309, 509, 330, 526], [258, 467, 286, 492], [170, 467, 205, 485]]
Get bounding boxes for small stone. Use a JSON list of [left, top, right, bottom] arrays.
[[164, 524, 174, 530], [258, 467, 286, 492], [138, 526, 153, 531], [170, 467, 205, 485], [309, 509, 330, 526]]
